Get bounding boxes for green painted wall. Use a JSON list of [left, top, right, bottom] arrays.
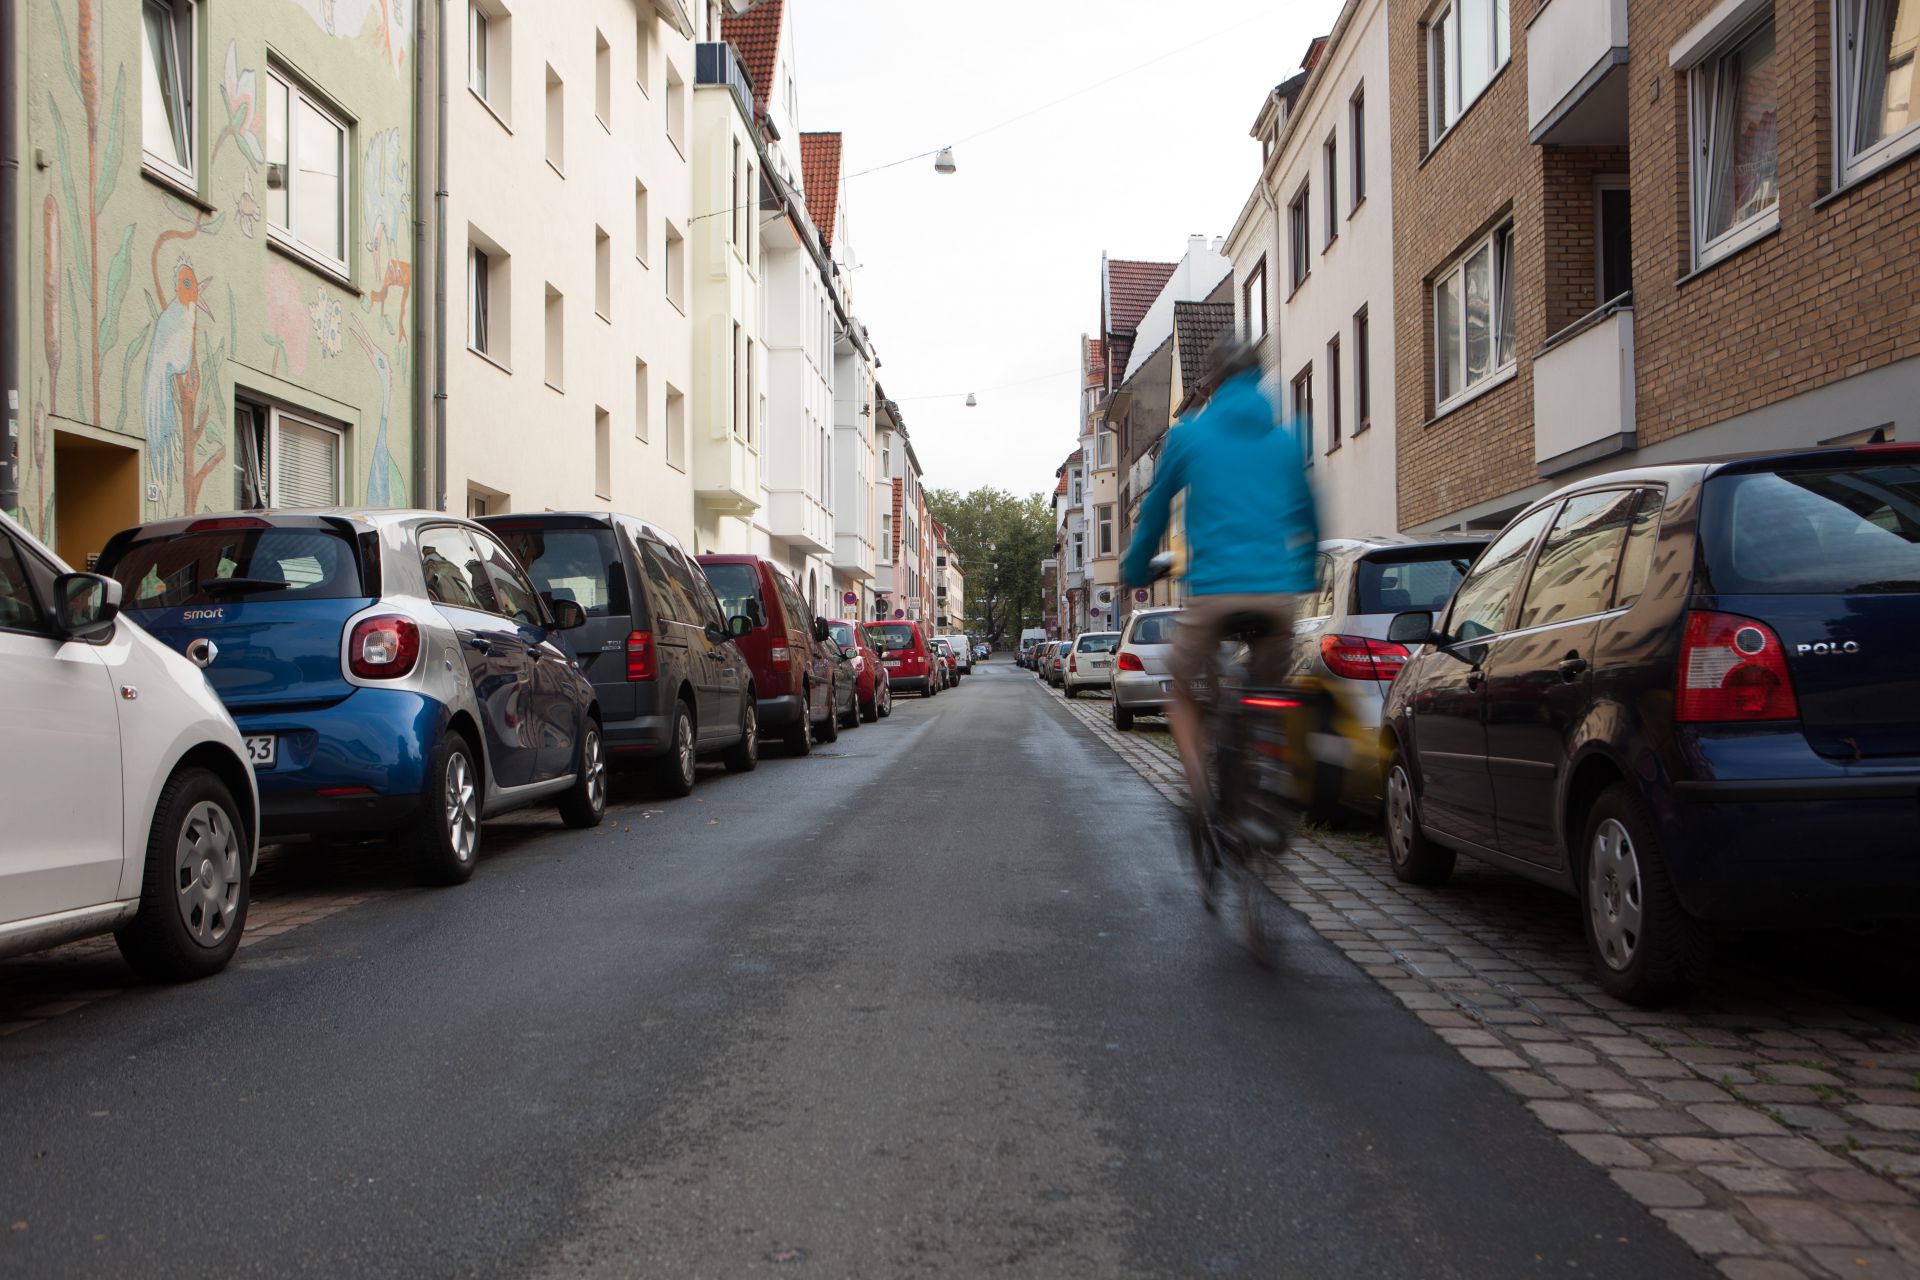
[[15, 0, 416, 544]]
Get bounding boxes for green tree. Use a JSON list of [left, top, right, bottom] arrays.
[[927, 486, 1053, 647]]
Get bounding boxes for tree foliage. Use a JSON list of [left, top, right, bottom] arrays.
[[926, 486, 1052, 647]]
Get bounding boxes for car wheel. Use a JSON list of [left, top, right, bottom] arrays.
[[653, 700, 699, 797], [840, 696, 860, 730], [1582, 784, 1709, 1007], [783, 688, 814, 755], [1113, 701, 1135, 731], [859, 686, 878, 723], [816, 685, 841, 743], [557, 718, 607, 829], [723, 698, 759, 773], [1065, 682, 1079, 699], [878, 681, 893, 718], [114, 767, 250, 980], [409, 731, 484, 886], [1385, 749, 1454, 886]]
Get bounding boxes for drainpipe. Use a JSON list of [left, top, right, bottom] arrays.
[[1, 0, 20, 517], [430, 0, 449, 509]]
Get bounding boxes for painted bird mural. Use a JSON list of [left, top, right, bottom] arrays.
[[350, 325, 405, 507], [144, 257, 214, 492]]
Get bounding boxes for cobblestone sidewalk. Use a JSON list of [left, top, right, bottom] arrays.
[[1040, 677, 1920, 1280]]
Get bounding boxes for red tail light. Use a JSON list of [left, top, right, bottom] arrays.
[[1069, 653, 1078, 673], [1320, 633, 1411, 683], [186, 516, 272, 533], [625, 630, 656, 682], [770, 644, 792, 669], [348, 615, 420, 679], [1242, 695, 1302, 710], [1117, 650, 1145, 672], [1676, 611, 1798, 722]]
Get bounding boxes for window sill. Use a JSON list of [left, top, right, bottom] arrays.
[[468, 345, 512, 374], [267, 234, 356, 294], [596, 114, 612, 135], [1348, 195, 1366, 220], [468, 86, 512, 133], [636, 254, 650, 270], [596, 308, 611, 325], [1424, 363, 1519, 427], [1286, 272, 1310, 302], [1322, 233, 1338, 254], [545, 379, 565, 395], [1675, 216, 1779, 288], [668, 133, 686, 162], [1354, 419, 1371, 435], [667, 294, 686, 316], [1325, 441, 1343, 455], [636, 78, 651, 99], [546, 157, 565, 179], [1820, 140, 1920, 209], [142, 163, 212, 211]]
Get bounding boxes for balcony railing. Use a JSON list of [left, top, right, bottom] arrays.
[[1527, 0, 1628, 145], [695, 43, 754, 119], [1534, 299, 1636, 476]]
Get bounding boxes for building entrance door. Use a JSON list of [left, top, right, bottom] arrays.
[[53, 431, 140, 570]]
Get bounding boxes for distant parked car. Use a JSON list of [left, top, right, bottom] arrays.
[[933, 635, 965, 683], [864, 620, 938, 697], [1046, 641, 1069, 687], [1291, 535, 1490, 814], [826, 618, 891, 721], [1, 510, 258, 979], [1112, 607, 1182, 730], [950, 636, 974, 676], [699, 554, 851, 753], [1063, 630, 1121, 698], [1381, 447, 1920, 1005], [480, 513, 759, 797], [99, 511, 605, 886]]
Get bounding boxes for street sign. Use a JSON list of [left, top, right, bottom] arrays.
[[1134, 588, 1150, 604], [842, 590, 858, 606], [894, 609, 905, 619]]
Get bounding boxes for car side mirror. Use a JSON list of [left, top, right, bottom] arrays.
[[842, 645, 859, 661], [53, 572, 121, 641], [703, 620, 726, 644], [547, 598, 588, 631], [727, 614, 753, 639], [811, 616, 832, 644], [1386, 610, 1438, 646]]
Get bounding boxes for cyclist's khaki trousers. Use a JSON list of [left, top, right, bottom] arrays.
[[1170, 594, 1297, 690]]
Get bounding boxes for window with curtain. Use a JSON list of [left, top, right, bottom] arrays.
[[1690, 14, 1779, 266], [1838, 0, 1920, 182]]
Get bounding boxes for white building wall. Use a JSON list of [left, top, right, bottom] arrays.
[[445, 0, 700, 540]]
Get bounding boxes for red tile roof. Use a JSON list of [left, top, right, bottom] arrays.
[[1085, 339, 1105, 389], [799, 132, 842, 251], [721, 0, 782, 107], [1104, 259, 1177, 337]]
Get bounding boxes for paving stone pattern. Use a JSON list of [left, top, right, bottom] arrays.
[[1042, 677, 1920, 1279]]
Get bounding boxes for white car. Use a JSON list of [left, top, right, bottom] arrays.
[[0, 511, 257, 979], [1111, 607, 1182, 729], [1063, 631, 1122, 698]]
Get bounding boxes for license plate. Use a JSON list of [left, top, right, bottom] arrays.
[[882, 659, 901, 666], [1160, 681, 1172, 694], [244, 735, 277, 768]]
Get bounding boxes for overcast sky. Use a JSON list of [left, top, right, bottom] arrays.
[[789, 0, 1346, 501]]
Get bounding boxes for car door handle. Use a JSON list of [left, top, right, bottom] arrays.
[[1557, 656, 1590, 681], [465, 637, 496, 656], [1465, 669, 1485, 691]]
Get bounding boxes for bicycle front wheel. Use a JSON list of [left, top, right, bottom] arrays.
[[1186, 804, 1221, 916]]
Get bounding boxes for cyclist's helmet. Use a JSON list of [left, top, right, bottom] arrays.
[[1206, 333, 1262, 386]]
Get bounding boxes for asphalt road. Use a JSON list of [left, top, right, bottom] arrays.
[[1, 661, 1710, 1278]]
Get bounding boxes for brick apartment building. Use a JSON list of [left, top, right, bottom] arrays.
[[1390, 0, 1920, 532]]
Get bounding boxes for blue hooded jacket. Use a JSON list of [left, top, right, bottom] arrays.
[[1120, 369, 1318, 597]]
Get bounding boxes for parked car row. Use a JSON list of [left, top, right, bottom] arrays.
[[1, 503, 909, 983]]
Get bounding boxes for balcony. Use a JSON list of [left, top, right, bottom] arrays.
[[694, 43, 754, 120], [1534, 302, 1636, 476], [766, 489, 833, 553], [694, 423, 761, 515], [1527, 0, 1628, 145]]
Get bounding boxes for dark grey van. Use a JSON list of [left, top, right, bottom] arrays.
[[481, 513, 757, 797]]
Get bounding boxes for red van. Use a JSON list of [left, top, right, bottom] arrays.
[[863, 620, 938, 698], [697, 554, 854, 753]]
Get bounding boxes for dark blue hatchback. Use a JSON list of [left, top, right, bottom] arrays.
[[1380, 447, 1920, 1005]]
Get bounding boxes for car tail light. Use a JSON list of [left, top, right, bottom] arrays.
[[1117, 650, 1144, 671], [1320, 633, 1411, 683], [625, 630, 656, 682], [186, 516, 272, 533], [1069, 653, 1078, 673], [1676, 611, 1798, 722], [1242, 695, 1302, 710], [348, 615, 419, 679]]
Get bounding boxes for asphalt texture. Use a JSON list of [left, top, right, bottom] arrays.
[[0, 662, 1712, 1278]]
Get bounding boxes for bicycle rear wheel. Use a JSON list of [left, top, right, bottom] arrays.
[[1236, 841, 1287, 967], [1186, 803, 1221, 915]]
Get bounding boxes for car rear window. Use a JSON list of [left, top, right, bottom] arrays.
[[867, 623, 916, 650], [826, 621, 857, 649], [1355, 550, 1479, 615], [1703, 463, 1920, 594], [488, 525, 631, 619], [1129, 613, 1179, 645], [109, 527, 364, 607], [703, 561, 765, 626], [1076, 632, 1119, 652]]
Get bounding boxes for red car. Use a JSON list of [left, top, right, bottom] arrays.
[[863, 620, 939, 698], [826, 619, 892, 721], [698, 554, 856, 754]]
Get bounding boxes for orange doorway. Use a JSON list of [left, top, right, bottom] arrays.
[[53, 432, 141, 570]]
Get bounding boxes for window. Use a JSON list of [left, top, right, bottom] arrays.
[[1291, 365, 1314, 463], [467, 1, 511, 122], [142, 0, 197, 185], [1612, 490, 1665, 609], [1071, 470, 1083, 505], [1596, 177, 1632, 303], [746, 163, 758, 260], [1288, 185, 1311, 290], [1446, 504, 1553, 641], [665, 383, 686, 471], [234, 402, 345, 508], [587, 225, 609, 321], [1327, 336, 1343, 452], [1071, 530, 1084, 569], [1350, 87, 1367, 206], [733, 323, 746, 439], [1353, 306, 1371, 431], [1838, 0, 1920, 182], [469, 4, 490, 97], [634, 359, 649, 440], [881, 514, 892, 556], [1096, 505, 1114, 557], [467, 235, 510, 361], [594, 29, 611, 127], [665, 61, 686, 152], [664, 220, 685, 310], [1516, 490, 1637, 629], [545, 64, 564, 172], [1429, 0, 1511, 145], [264, 70, 348, 272], [1702, 462, 1920, 593], [418, 527, 490, 611], [731, 139, 744, 246], [747, 339, 759, 447], [594, 407, 611, 499], [1689, 14, 1778, 266], [470, 531, 543, 626], [0, 532, 47, 633], [544, 284, 564, 391], [636, 11, 654, 95], [1323, 133, 1339, 245], [1356, 551, 1477, 615], [1433, 222, 1515, 411], [634, 180, 650, 265], [1096, 430, 1115, 469], [1244, 259, 1268, 340]]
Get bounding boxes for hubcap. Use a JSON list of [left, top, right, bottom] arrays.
[[445, 751, 479, 863], [678, 714, 696, 785], [744, 705, 758, 760], [1588, 818, 1644, 971], [173, 800, 241, 947], [1387, 765, 1416, 863], [583, 728, 605, 811]]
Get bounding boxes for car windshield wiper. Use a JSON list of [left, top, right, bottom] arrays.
[[200, 576, 288, 594]]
